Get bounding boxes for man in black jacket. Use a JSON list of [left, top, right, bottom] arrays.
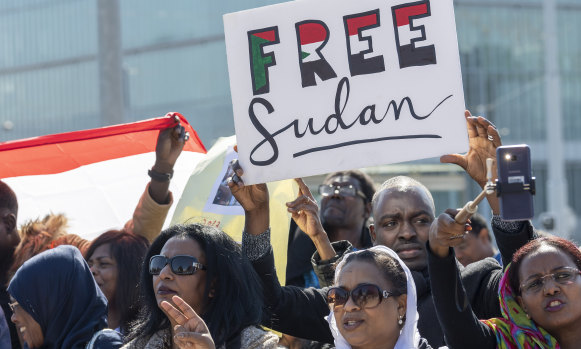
[[232, 112, 537, 347]]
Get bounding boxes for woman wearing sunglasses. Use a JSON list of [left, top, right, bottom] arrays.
[[428, 211, 581, 349], [327, 245, 431, 349], [123, 223, 280, 349]]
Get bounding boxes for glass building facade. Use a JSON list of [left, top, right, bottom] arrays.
[[0, 0, 580, 239]]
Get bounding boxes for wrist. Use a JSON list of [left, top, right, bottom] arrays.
[[428, 240, 450, 258], [152, 162, 175, 174]]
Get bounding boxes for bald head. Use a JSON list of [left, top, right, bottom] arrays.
[[0, 180, 17, 215], [371, 176, 435, 216]]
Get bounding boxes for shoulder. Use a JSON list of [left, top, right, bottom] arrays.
[[86, 329, 123, 349], [240, 326, 282, 349]]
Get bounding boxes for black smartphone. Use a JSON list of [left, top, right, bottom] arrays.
[[496, 145, 534, 221]]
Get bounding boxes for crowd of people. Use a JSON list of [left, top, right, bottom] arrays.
[[1, 110, 580, 349]]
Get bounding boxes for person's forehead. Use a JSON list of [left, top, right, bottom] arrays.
[[324, 174, 361, 188], [161, 237, 205, 262], [373, 187, 433, 216], [337, 259, 390, 289], [520, 245, 576, 279]]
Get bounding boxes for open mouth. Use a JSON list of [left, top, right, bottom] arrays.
[[545, 299, 565, 312], [342, 319, 364, 331], [157, 285, 177, 295]]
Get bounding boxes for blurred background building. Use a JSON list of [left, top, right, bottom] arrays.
[[0, 0, 579, 239]]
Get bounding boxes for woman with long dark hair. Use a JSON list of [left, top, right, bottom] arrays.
[[123, 223, 280, 349], [85, 230, 150, 334]]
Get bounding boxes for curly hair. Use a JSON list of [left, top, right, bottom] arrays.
[[126, 223, 263, 347]]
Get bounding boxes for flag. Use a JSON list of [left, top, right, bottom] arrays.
[[171, 136, 298, 284], [0, 113, 207, 240]]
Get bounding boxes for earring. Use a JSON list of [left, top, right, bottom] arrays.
[[525, 313, 530, 319], [398, 315, 403, 325]]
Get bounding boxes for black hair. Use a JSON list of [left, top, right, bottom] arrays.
[[84, 230, 150, 334], [0, 180, 17, 214], [508, 236, 581, 296], [323, 170, 376, 204], [125, 224, 263, 347], [339, 249, 407, 296]]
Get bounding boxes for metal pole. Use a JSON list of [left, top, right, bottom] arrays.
[[543, 0, 569, 236], [97, 0, 125, 125]]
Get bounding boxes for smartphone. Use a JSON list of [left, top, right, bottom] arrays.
[[496, 145, 534, 221]]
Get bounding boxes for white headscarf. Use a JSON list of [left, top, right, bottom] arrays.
[[326, 245, 421, 349]]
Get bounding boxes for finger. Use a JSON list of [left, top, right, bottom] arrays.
[[230, 159, 244, 177], [160, 300, 188, 326], [287, 202, 317, 214], [465, 114, 479, 139], [172, 295, 204, 325], [286, 195, 310, 209], [487, 125, 502, 148], [294, 178, 314, 199], [440, 154, 467, 170]]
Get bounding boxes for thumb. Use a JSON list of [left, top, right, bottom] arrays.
[[440, 154, 466, 169]]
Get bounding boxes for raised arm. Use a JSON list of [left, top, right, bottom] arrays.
[[441, 110, 536, 265], [124, 115, 187, 241], [427, 210, 497, 349], [228, 161, 334, 343]]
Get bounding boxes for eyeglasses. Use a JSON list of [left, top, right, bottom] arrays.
[[149, 255, 207, 276], [8, 301, 19, 313], [326, 283, 399, 310], [520, 267, 581, 294], [319, 184, 366, 200]]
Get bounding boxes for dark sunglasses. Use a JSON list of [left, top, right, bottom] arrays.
[[149, 255, 207, 276], [318, 184, 366, 199], [326, 283, 399, 310]]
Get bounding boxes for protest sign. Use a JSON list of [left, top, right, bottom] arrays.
[[171, 136, 297, 284], [224, 0, 468, 185]]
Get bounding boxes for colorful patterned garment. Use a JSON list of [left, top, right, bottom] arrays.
[[480, 265, 559, 349]]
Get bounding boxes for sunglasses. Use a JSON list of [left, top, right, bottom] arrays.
[[149, 255, 207, 276], [520, 266, 581, 294], [326, 283, 399, 310], [318, 184, 366, 199]]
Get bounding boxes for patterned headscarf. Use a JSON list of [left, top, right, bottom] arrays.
[[326, 245, 421, 349], [480, 264, 559, 349]]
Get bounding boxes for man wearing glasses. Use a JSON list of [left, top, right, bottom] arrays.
[[286, 171, 375, 288]]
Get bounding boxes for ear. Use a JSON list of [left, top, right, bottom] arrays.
[[3, 213, 16, 234], [397, 294, 407, 318], [516, 295, 526, 313], [369, 224, 377, 244]]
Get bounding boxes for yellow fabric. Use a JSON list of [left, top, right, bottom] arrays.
[[171, 136, 297, 284]]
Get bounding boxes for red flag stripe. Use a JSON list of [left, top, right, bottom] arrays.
[[0, 113, 206, 178], [395, 4, 428, 27], [346, 14, 378, 36], [253, 30, 277, 42], [298, 23, 328, 45]]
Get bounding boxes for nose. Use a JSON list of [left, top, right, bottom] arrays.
[[10, 312, 18, 325], [343, 294, 360, 312], [158, 262, 173, 280], [398, 221, 417, 240], [543, 277, 561, 296]]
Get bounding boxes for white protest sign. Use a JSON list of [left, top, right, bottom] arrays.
[[224, 0, 468, 185]]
